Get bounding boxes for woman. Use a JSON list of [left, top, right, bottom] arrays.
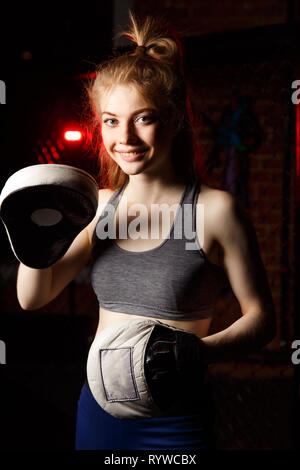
[[16, 12, 276, 450]]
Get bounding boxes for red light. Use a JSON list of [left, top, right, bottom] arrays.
[[64, 130, 82, 142]]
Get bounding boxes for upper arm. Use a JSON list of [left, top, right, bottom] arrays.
[[50, 188, 112, 299], [212, 191, 275, 322], [50, 217, 94, 300]]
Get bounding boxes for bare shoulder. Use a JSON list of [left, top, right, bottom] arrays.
[[199, 182, 233, 203], [86, 188, 115, 242], [97, 187, 115, 206], [199, 182, 259, 257], [197, 182, 256, 253], [198, 182, 237, 224]]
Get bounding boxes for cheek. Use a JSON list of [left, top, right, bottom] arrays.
[[100, 132, 114, 159], [100, 128, 113, 148]]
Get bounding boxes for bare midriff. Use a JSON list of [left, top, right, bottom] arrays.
[[95, 306, 212, 339], [90, 182, 222, 342]]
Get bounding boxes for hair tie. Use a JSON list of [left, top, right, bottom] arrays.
[[132, 44, 156, 56], [133, 45, 147, 56]]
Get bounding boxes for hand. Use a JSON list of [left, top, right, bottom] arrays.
[[144, 324, 208, 415], [0, 164, 98, 268]]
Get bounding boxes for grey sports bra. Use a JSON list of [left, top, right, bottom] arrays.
[[90, 180, 227, 321]]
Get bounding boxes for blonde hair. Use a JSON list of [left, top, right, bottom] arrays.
[[86, 11, 203, 189]]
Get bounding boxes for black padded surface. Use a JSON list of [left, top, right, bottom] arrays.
[[1, 185, 97, 268]]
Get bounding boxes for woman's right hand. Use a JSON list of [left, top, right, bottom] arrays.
[[0, 164, 99, 270]]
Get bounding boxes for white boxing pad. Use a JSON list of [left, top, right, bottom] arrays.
[[0, 164, 99, 268], [87, 319, 163, 420]]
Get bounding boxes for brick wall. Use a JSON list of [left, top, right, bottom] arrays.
[[187, 57, 294, 349]]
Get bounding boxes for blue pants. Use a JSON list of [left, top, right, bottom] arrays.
[[75, 383, 215, 450]]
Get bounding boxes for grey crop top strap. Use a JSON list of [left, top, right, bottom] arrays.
[[90, 180, 226, 321]]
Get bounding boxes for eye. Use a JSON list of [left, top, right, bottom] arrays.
[[136, 115, 155, 124], [103, 118, 118, 127]]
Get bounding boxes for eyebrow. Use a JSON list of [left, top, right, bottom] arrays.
[[101, 107, 156, 116]]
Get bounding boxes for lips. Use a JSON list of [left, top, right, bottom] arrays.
[[115, 150, 147, 162]]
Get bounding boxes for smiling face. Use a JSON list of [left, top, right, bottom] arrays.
[[99, 84, 177, 178]]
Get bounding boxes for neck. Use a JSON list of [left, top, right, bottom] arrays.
[[124, 172, 185, 205]]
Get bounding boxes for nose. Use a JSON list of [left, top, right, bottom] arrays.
[[119, 121, 139, 144]]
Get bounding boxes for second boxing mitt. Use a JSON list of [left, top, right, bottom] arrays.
[[86, 318, 208, 420]]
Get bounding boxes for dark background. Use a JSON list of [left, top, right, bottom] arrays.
[[0, 1, 299, 450], [0, 2, 114, 450]]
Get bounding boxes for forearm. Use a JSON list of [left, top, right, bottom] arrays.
[[200, 310, 276, 363], [17, 263, 53, 310], [16, 228, 92, 310]]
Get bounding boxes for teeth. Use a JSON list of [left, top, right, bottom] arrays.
[[119, 152, 143, 157]]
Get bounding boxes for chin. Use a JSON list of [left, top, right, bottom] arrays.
[[118, 159, 151, 175], [120, 165, 147, 176]]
